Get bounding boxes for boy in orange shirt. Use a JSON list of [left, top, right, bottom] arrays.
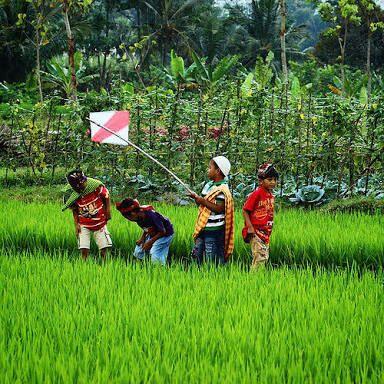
[[242, 163, 278, 269]]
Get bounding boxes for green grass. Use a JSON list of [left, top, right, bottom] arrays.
[[322, 196, 384, 215], [1, 252, 383, 383], [1, 199, 383, 268], [0, 167, 67, 187]]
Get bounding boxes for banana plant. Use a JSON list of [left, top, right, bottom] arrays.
[[329, 74, 369, 102], [240, 51, 274, 98], [164, 50, 196, 88], [42, 52, 98, 99], [191, 51, 238, 92]]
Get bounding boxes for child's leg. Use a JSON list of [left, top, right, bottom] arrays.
[[191, 235, 205, 265], [100, 247, 109, 261], [204, 229, 225, 265], [94, 226, 112, 261], [78, 226, 91, 260], [81, 249, 89, 260], [250, 235, 269, 270], [149, 234, 174, 265]]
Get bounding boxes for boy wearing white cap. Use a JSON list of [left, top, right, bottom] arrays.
[[189, 156, 235, 265]]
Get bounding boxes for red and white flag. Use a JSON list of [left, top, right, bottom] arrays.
[[90, 111, 130, 146]]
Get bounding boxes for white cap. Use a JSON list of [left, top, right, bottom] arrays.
[[212, 156, 231, 177]]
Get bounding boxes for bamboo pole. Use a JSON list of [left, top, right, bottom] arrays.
[[87, 117, 195, 195]]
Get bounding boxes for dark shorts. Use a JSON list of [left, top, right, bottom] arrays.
[[192, 229, 225, 265]]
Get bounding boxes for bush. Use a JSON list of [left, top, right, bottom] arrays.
[[321, 196, 384, 214]]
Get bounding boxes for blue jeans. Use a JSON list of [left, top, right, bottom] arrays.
[[134, 234, 174, 265], [192, 229, 226, 265]]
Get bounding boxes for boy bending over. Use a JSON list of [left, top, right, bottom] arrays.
[[62, 170, 112, 261], [116, 198, 174, 266]]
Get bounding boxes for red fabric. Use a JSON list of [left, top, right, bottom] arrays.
[[116, 199, 154, 214], [242, 186, 274, 244], [92, 111, 130, 143], [75, 186, 109, 230], [116, 199, 140, 214]]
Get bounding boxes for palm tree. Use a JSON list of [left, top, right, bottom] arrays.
[[143, 0, 201, 65], [42, 52, 98, 98], [188, 4, 229, 64], [224, 0, 279, 66]]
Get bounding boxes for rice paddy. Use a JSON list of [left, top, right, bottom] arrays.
[[1, 200, 383, 268], [1, 253, 384, 383], [1, 197, 383, 382]]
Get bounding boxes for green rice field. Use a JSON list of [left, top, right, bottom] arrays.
[[1, 197, 383, 382], [1, 199, 383, 268], [1, 253, 384, 383]]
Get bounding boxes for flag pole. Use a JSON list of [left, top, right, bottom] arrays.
[[87, 117, 195, 195]]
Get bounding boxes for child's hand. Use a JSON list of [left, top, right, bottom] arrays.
[[136, 238, 144, 246], [142, 241, 153, 252], [189, 193, 203, 205]]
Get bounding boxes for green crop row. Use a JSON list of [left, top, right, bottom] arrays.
[[1, 199, 383, 268], [1, 252, 383, 383]]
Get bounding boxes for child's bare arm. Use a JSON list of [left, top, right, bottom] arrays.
[[71, 207, 81, 235], [142, 230, 167, 251], [189, 193, 225, 213], [136, 231, 147, 245], [104, 196, 111, 221], [243, 209, 255, 234]]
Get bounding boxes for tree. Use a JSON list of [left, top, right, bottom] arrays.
[[143, 0, 201, 65], [318, 0, 361, 94], [224, 0, 279, 65], [0, 0, 34, 82], [191, 51, 238, 92], [16, 0, 61, 102], [54, 0, 94, 101], [358, 0, 384, 99], [187, 3, 228, 64], [42, 51, 98, 98], [279, 0, 288, 83], [81, 0, 135, 90]]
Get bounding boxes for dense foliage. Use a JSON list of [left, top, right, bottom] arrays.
[[1, 66, 383, 200], [1, 0, 383, 83], [1, 1, 383, 202]]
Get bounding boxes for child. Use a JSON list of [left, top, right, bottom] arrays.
[[242, 163, 278, 270], [116, 198, 174, 266], [62, 170, 112, 261], [189, 156, 234, 265]]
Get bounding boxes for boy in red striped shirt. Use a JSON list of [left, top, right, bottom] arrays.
[[242, 163, 278, 270], [63, 170, 112, 261]]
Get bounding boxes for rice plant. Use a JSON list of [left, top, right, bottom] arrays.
[[1, 200, 383, 268], [1, 252, 383, 383]]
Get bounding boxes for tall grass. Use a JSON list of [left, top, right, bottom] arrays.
[[1, 252, 383, 383], [1, 200, 383, 268]]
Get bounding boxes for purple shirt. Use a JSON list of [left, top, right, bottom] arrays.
[[137, 210, 174, 237]]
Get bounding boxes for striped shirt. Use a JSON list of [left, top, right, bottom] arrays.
[[75, 186, 109, 231], [201, 180, 227, 231]]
